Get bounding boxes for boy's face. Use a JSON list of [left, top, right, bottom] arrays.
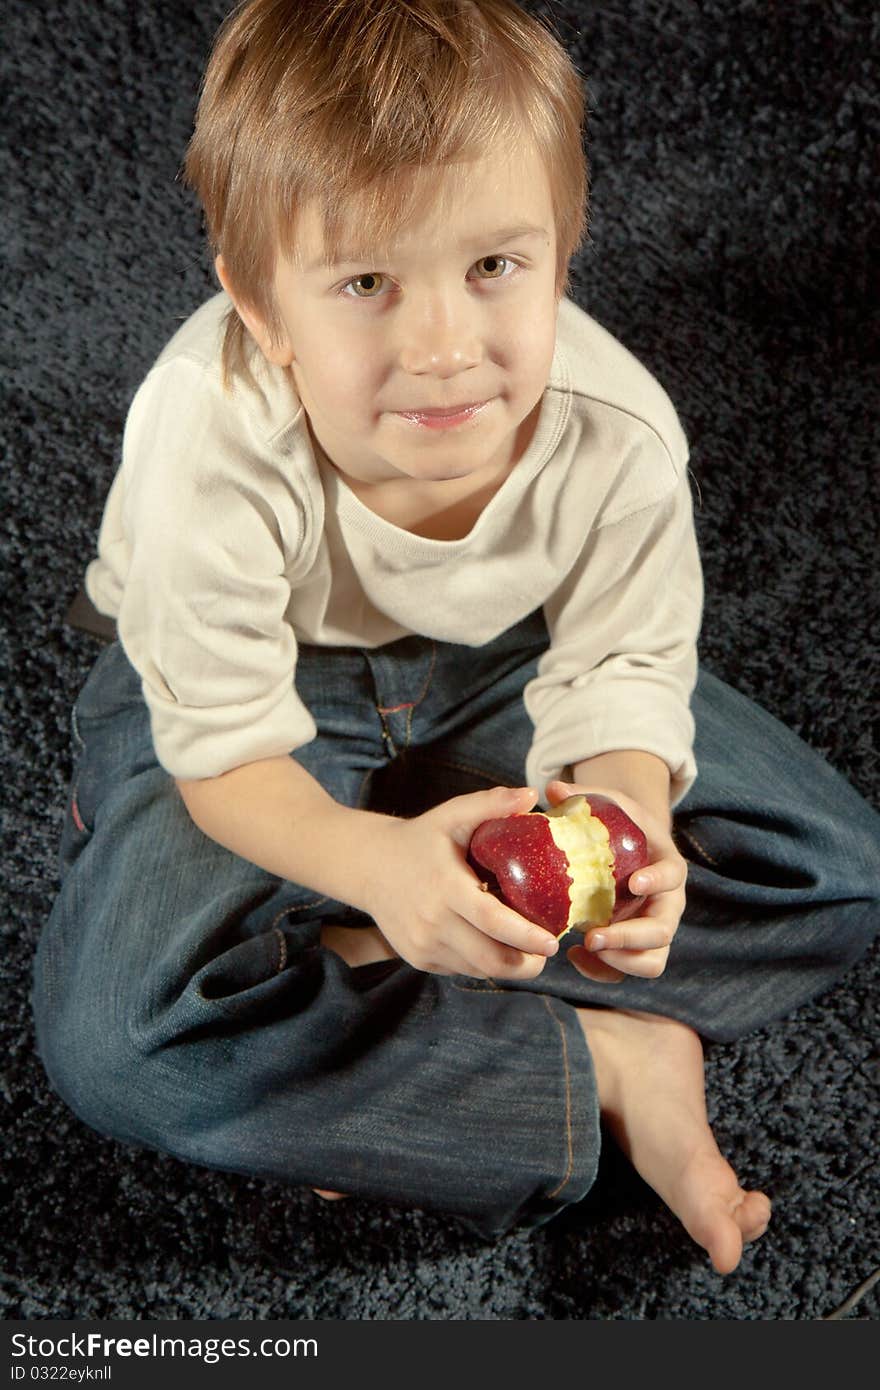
[[226, 137, 561, 489]]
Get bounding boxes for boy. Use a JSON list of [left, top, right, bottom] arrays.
[[33, 0, 879, 1276]]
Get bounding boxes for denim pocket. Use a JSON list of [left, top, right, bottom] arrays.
[[196, 929, 292, 1007], [187, 921, 332, 1032]]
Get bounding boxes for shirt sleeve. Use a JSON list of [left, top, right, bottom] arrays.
[[87, 358, 318, 779], [525, 466, 703, 807]]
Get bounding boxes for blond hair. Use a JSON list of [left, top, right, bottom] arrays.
[[183, 0, 589, 390]]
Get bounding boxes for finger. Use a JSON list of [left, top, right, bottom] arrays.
[[583, 944, 671, 980], [465, 883, 560, 958], [545, 778, 578, 806], [566, 945, 626, 984], [444, 908, 553, 981], [443, 784, 539, 849], [628, 855, 687, 898], [582, 915, 676, 954]]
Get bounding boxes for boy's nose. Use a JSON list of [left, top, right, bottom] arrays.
[[397, 300, 483, 377]]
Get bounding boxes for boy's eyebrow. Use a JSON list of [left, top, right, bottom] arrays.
[[305, 223, 549, 273]]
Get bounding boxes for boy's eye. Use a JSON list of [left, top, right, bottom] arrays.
[[340, 255, 514, 299], [474, 255, 510, 280], [345, 272, 387, 299]]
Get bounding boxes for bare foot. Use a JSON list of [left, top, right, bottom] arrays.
[[311, 923, 399, 1201], [577, 1007, 771, 1274]]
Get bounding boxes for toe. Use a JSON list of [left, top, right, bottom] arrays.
[[736, 1190, 772, 1242], [687, 1202, 744, 1275], [709, 1226, 744, 1276], [705, 1191, 771, 1273]]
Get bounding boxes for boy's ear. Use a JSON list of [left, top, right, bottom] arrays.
[[214, 255, 294, 366]]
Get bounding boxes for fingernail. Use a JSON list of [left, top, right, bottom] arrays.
[[588, 933, 607, 951], [532, 933, 557, 955], [633, 874, 651, 892]]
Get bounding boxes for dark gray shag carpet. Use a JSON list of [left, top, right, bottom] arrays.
[[3, 0, 878, 1321]]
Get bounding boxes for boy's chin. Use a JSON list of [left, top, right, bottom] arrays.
[[399, 457, 492, 484]]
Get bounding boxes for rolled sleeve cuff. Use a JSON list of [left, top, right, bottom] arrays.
[[144, 680, 318, 779], [525, 678, 697, 808]]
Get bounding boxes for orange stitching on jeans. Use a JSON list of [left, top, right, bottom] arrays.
[[270, 896, 331, 929], [415, 640, 438, 705], [375, 642, 437, 722], [274, 927, 288, 973], [541, 997, 575, 1199], [676, 825, 720, 868]]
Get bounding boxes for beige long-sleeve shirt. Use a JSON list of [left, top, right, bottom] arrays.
[[85, 292, 703, 802]]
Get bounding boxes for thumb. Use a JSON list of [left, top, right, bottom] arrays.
[[545, 778, 579, 807], [443, 784, 539, 849]]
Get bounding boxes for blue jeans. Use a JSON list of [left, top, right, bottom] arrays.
[[32, 610, 880, 1237]]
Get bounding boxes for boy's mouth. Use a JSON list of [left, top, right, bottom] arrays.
[[394, 400, 491, 429]]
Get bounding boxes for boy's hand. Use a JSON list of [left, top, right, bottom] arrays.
[[544, 779, 687, 985], [358, 785, 561, 980]]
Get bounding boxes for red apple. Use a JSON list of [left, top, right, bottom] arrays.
[[468, 793, 650, 939]]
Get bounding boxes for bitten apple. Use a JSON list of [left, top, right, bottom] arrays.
[[468, 793, 650, 939]]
